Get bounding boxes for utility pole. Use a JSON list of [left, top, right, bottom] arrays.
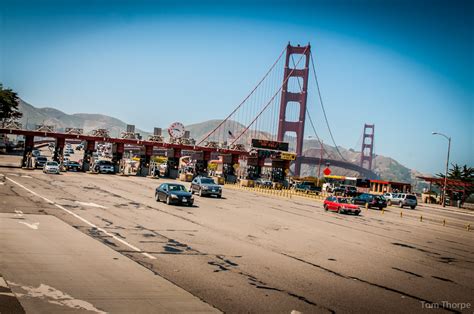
[[432, 132, 451, 207]]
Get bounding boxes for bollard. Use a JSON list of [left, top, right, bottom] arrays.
[[400, 211, 403, 218], [365, 203, 369, 210], [420, 215, 423, 222], [467, 224, 471, 231], [443, 219, 446, 226], [382, 208, 384, 214]]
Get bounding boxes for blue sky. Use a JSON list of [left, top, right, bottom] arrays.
[[0, 0, 472, 175]]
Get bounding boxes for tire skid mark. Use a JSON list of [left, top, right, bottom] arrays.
[[391, 267, 423, 278], [282, 253, 461, 314]]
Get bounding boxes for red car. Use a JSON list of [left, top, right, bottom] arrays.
[[324, 196, 361, 215]]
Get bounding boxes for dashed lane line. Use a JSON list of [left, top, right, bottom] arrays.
[[5, 176, 156, 260]]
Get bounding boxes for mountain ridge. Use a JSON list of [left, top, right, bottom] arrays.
[[16, 99, 429, 189]]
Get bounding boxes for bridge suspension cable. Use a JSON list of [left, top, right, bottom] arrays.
[[196, 46, 287, 146], [289, 54, 336, 161], [229, 46, 309, 146], [309, 51, 347, 161]]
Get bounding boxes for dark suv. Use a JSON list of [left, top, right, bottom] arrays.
[[190, 176, 222, 198], [295, 181, 321, 194], [352, 193, 387, 210], [333, 185, 358, 197], [35, 156, 48, 168]]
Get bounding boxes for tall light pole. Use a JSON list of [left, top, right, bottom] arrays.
[[432, 132, 451, 207]]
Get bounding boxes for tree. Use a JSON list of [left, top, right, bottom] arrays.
[[0, 84, 22, 124], [437, 163, 473, 182]]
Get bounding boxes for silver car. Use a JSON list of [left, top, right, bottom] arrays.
[[190, 177, 222, 198], [393, 193, 417, 209], [43, 161, 60, 174]]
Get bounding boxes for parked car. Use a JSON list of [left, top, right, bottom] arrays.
[[255, 178, 273, 188], [352, 193, 387, 210], [324, 196, 361, 215], [43, 161, 60, 174], [93, 160, 115, 174], [392, 193, 417, 209], [75, 144, 83, 150], [155, 183, 194, 206], [65, 161, 82, 172], [190, 176, 222, 197], [32, 149, 41, 157], [383, 193, 397, 205], [35, 156, 48, 168], [295, 181, 321, 194]]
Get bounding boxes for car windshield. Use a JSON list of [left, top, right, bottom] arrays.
[[168, 184, 187, 192], [37, 157, 47, 160], [100, 161, 113, 166], [338, 198, 350, 204], [46, 161, 58, 166], [200, 178, 215, 184], [407, 195, 417, 200]]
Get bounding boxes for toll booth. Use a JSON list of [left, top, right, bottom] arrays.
[[137, 145, 153, 176], [221, 154, 238, 183], [52, 138, 65, 163], [166, 148, 180, 179], [112, 143, 124, 173], [21, 135, 34, 168], [192, 151, 209, 177], [82, 140, 95, 172]]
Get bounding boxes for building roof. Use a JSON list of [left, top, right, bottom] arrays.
[[417, 176, 474, 192]]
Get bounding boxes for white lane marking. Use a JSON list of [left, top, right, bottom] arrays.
[[9, 282, 107, 314], [74, 201, 107, 209], [0, 182, 5, 185], [21, 175, 32, 178], [6, 177, 156, 260], [18, 221, 39, 230], [15, 210, 24, 217]]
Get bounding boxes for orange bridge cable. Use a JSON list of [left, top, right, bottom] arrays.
[[310, 51, 347, 162], [196, 46, 287, 146], [230, 47, 309, 146], [290, 54, 333, 160]]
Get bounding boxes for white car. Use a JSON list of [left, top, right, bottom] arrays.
[[43, 161, 60, 174]]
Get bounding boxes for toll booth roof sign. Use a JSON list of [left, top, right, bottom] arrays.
[[323, 167, 331, 176], [251, 139, 289, 151]]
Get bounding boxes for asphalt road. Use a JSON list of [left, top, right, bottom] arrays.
[[0, 166, 473, 313]]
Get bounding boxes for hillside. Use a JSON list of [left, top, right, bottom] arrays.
[[16, 100, 428, 187], [18, 99, 149, 137]]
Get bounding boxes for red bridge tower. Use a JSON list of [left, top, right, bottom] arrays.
[[277, 43, 310, 176], [360, 124, 375, 170]]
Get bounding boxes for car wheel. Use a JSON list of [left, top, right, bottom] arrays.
[[191, 189, 194, 195], [387, 200, 392, 206], [324, 204, 328, 211], [217, 194, 222, 198], [166, 196, 171, 205], [338, 207, 343, 214], [355, 212, 360, 216], [410, 206, 416, 210], [399, 202, 404, 208], [155, 193, 160, 202]]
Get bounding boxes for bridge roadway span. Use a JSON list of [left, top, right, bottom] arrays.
[[0, 166, 473, 313]]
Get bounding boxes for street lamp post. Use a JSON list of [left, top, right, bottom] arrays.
[[432, 132, 451, 207]]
